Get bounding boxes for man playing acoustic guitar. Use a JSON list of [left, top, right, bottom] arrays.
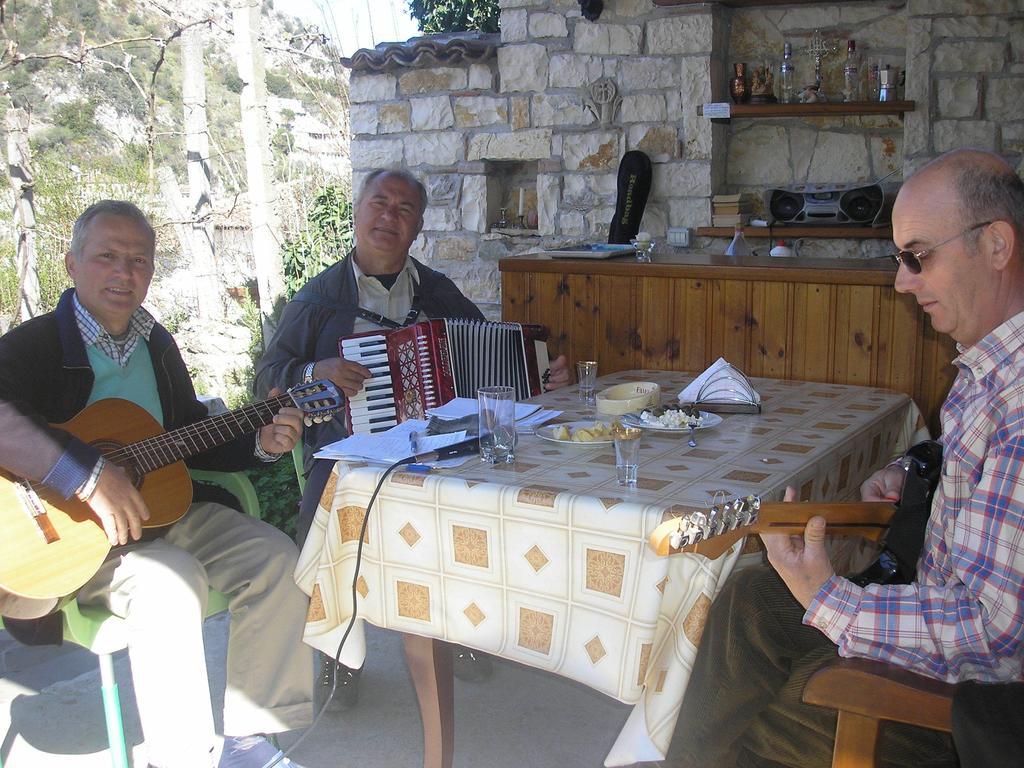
[[671, 149, 1024, 768], [0, 201, 313, 768]]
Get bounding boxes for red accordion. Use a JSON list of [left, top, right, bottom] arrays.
[[338, 318, 549, 434]]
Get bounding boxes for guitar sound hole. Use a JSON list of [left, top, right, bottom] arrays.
[[91, 440, 144, 490]]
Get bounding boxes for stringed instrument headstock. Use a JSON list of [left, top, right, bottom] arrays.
[[287, 379, 343, 426]]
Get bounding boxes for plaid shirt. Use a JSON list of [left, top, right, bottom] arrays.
[[807, 311, 1024, 683], [73, 292, 155, 368]]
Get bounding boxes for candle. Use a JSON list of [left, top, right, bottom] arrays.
[[517, 188, 525, 217]]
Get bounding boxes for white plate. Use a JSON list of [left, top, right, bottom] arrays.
[[620, 411, 723, 432], [534, 421, 616, 446]]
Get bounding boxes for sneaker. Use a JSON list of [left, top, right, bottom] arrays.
[[315, 651, 361, 711], [219, 735, 305, 768]]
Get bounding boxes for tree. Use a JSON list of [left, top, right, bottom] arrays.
[[406, 0, 499, 34]]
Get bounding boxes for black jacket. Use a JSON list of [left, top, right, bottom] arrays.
[[255, 253, 484, 468]]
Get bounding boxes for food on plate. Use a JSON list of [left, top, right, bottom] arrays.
[[551, 421, 619, 442], [639, 403, 703, 428]]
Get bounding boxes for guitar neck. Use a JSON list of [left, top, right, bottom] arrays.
[[649, 500, 897, 559], [109, 394, 291, 472]]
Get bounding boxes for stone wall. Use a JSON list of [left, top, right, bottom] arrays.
[[347, 0, 1024, 315]]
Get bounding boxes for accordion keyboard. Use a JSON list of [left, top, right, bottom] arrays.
[[340, 333, 399, 433]]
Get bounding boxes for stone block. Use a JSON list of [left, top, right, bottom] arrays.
[[682, 115, 712, 161], [620, 93, 667, 123], [933, 41, 1007, 73], [584, 205, 617, 235], [502, 9, 528, 43], [646, 15, 712, 55], [499, 44, 550, 92], [562, 130, 622, 171], [986, 77, 1024, 122], [427, 174, 461, 205], [558, 210, 587, 236], [851, 14, 909, 50], [652, 161, 713, 200], [531, 93, 594, 127], [378, 103, 412, 134], [349, 104, 377, 135], [574, 22, 642, 56], [410, 95, 455, 131], [405, 133, 464, 167], [467, 129, 553, 161], [934, 120, 998, 152], [469, 64, 494, 90], [613, 0, 651, 18], [431, 234, 478, 262], [1004, 123, 1024, 154], [537, 173, 560, 235], [461, 175, 490, 234], [806, 132, 873, 185], [422, 206, 460, 232], [911, 0, 1021, 13], [637, 204, 667, 238], [620, 58, 681, 91], [937, 77, 978, 119], [725, 126, 793, 186], [628, 124, 679, 162], [529, 12, 568, 39], [499, 0, 548, 7], [668, 197, 711, 229], [679, 57, 713, 109], [548, 53, 604, 88], [350, 73, 397, 103], [511, 96, 531, 130], [351, 138, 404, 170], [932, 17, 1003, 37], [454, 96, 509, 128], [399, 68, 468, 96], [563, 172, 617, 206], [869, 135, 903, 179]]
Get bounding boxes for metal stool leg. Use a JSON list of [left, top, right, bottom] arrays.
[[98, 653, 130, 768]]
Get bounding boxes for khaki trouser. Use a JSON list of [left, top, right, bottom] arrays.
[[671, 566, 956, 768], [78, 501, 313, 768]]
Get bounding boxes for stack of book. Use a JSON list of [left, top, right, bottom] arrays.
[[711, 193, 754, 228]]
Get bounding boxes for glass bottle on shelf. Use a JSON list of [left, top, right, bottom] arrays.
[[725, 224, 752, 258], [779, 42, 796, 104], [842, 40, 860, 102], [867, 60, 880, 101]]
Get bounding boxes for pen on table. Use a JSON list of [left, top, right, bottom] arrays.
[[406, 430, 432, 472]]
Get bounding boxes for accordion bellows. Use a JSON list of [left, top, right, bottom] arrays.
[[339, 318, 549, 434]]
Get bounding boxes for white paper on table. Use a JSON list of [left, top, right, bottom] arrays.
[[314, 419, 467, 465], [426, 396, 542, 421], [677, 357, 761, 405], [515, 408, 562, 433]]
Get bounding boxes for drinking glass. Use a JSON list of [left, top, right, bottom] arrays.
[[478, 385, 517, 464], [613, 426, 642, 487], [577, 360, 598, 407]]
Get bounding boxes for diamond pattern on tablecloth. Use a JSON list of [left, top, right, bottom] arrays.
[[637, 643, 653, 686], [464, 602, 486, 627], [683, 593, 712, 646], [339, 505, 369, 544], [585, 635, 607, 664], [453, 525, 488, 568], [356, 575, 369, 599], [525, 544, 549, 573], [307, 583, 326, 622], [400, 522, 421, 547]]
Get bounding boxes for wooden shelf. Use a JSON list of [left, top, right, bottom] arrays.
[[698, 101, 914, 119], [696, 226, 892, 239]]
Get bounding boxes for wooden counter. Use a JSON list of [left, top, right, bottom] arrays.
[[499, 252, 957, 434]]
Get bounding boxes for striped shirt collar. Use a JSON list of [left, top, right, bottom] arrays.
[[73, 292, 156, 368], [954, 310, 1024, 381]]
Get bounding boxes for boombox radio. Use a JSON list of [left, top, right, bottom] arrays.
[[764, 182, 898, 227]]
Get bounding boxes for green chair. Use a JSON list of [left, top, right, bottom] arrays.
[[291, 443, 306, 493], [1, 470, 260, 768]]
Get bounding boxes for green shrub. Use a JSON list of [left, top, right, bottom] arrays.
[[245, 457, 301, 538]]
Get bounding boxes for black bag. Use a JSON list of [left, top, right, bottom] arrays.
[[608, 150, 652, 244]]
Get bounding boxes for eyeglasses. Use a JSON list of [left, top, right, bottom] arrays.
[[890, 221, 992, 274]]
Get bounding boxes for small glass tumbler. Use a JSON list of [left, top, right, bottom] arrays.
[[576, 360, 598, 406], [478, 385, 517, 464], [613, 426, 642, 487]]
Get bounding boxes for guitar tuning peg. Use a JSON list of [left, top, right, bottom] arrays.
[[304, 416, 313, 427], [669, 530, 683, 550], [324, 414, 333, 422]]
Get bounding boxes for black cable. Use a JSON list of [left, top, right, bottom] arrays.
[[261, 456, 413, 768]]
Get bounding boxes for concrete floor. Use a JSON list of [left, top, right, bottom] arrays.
[[1, 615, 676, 767]]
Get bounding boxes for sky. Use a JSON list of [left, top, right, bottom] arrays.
[[286, 0, 423, 58]]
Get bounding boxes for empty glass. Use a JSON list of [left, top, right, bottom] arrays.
[[614, 426, 642, 487], [478, 385, 517, 464], [577, 360, 598, 407]]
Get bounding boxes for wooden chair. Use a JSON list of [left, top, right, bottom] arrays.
[[802, 657, 955, 768], [1, 469, 260, 768]]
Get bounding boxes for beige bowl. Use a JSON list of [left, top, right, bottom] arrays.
[[596, 382, 661, 416]]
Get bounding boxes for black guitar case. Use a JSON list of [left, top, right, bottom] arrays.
[[608, 150, 653, 244], [849, 440, 943, 586]]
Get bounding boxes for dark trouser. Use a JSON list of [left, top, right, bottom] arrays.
[[672, 566, 957, 768], [952, 680, 1024, 768]]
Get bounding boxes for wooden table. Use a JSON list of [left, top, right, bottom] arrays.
[[295, 371, 924, 767]]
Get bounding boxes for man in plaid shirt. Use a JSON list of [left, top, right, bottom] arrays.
[[672, 149, 1024, 768]]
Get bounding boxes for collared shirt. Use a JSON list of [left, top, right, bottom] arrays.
[[807, 310, 1024, 683], [73, 292, 156, 368], [350, 254, 421, 334]]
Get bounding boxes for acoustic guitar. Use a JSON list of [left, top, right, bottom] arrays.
[[0, 381, 341, 615]]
